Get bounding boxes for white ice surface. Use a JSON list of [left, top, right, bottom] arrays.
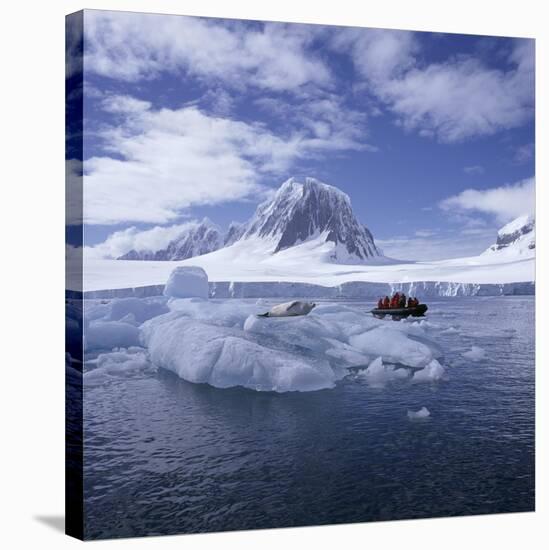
[[350, 328, 438, 369], [80, 233, 535, 291]]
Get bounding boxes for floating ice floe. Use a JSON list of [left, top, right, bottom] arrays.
[[407, 406, 431, 420], [357, 356, 410, 388], [462, 346, 486, 361], [412, 359, 445, 382], [84, 347, 153, 386]]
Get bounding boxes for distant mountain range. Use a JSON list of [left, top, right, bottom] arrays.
[[119, 177, 381, 263], [118, 176, 535, 264]]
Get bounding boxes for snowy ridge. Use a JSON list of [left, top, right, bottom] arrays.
[[119, 218, 223, 261], [483, 215, 535, 255]]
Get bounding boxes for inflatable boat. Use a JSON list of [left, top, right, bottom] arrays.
[[370, 304, 428, 319]]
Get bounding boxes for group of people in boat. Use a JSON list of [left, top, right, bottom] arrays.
[[377, 292, 420, 310]]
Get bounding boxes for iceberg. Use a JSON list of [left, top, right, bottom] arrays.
[[163, 266, 209, 299], [139, 299, 445, 392], [141, 315, 337, 392]]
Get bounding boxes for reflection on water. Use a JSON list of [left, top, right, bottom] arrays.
[[82, 296, 534, 539]]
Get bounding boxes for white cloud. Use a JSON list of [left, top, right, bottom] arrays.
[[463, 165, 485, 175], [83, 11, 331, 92], [338, 29, 534, 142], [439, 177, 535, 223], [84, 222, 198, 259], [84, 95, 373, 224], [84, 102, 259, 224]]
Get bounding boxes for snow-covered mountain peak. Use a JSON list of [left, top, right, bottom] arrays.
[[497, 214, 534, 238], [241, 177, 380, 262], [277, 176, 351, 203], [484, 215, 535, 255]]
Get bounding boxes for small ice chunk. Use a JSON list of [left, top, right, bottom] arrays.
[[84, 347, 152, 386], [412, 359, 445, 382], [164, 266, 209, 299], [358, 356, 410, 388], [462, 346, 486, 361], [407, 406, 430, 419]]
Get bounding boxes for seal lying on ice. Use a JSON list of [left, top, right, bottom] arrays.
[[257, 301, 316, 318]]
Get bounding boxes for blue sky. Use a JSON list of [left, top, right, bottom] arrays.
[[76, 10, 535, 260]]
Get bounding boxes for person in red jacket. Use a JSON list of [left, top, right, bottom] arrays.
[[390, 292, 400, 308], [377, 298, 384, 309], [383, 296, 390, 309]]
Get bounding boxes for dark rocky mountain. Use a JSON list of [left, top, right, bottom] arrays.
[[223, 221, 246, 246]]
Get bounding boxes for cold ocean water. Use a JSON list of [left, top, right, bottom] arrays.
[[80, 296, 535, 539]]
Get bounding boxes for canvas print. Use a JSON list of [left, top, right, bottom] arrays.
[[66, 9, 535, 540]]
